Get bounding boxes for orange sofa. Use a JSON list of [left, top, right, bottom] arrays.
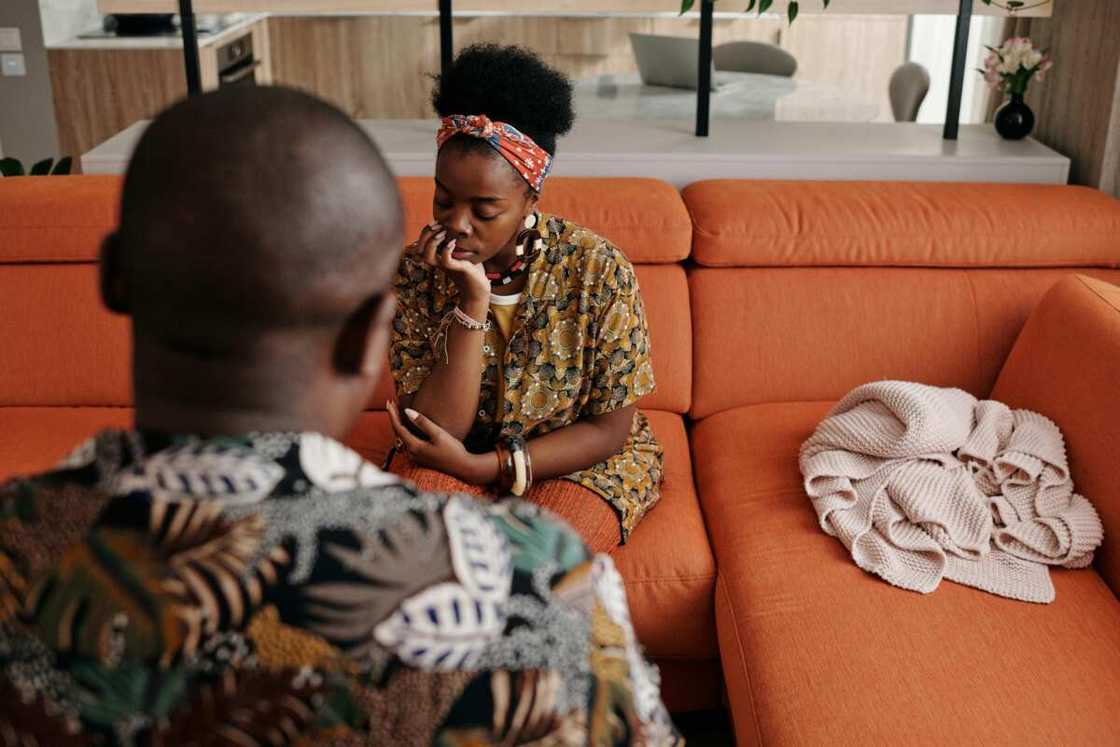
[[2, 175, 1119, 742]]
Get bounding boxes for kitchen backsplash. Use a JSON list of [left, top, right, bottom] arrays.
[[38, 0, 100, 45]]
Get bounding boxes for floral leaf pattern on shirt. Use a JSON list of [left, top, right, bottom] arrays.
[[390, 214, 665, 539], [0, 430, 681, 745]]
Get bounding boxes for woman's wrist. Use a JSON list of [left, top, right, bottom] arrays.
[[459, 296, 489, 322], [460, 451, 500, 486]]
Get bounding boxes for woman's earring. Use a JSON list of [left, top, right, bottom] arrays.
[[515, 212, 542, 258]]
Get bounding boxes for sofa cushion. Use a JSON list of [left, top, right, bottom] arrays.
[[0, 406, 133, 481], [684, 180, 1120, 268], [0, 176, 120, 263], [0, 264, 130, 407], [991, 275, 1120, 596], [692, 401, 1120, 744], [400, 177, 692, 264], [689, 267, 1120, 419], [611, 410, 717, 661]]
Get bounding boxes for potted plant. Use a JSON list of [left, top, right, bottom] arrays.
[[679, 0, 1052, 24], [979, 37, 1053, 140], [0, 157, 73, 177]]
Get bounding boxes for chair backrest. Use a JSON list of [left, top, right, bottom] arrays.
[[712, 41, 798, 77], [889, 62, 931, 122]]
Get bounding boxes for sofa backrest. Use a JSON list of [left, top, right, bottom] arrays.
[[0, 175, 694, 417], [0, 176, 130, 407], [684, 180, 1120, 420], [396, 176, 694, 415]]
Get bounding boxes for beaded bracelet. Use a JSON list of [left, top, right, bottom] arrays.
[[451, 306, 490, 332]]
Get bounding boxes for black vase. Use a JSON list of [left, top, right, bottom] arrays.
[[995, 94, 1035, 140]]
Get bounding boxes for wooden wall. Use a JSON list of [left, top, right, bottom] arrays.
[[999, 1, 1120, 196], [268, 13, 908, 123]]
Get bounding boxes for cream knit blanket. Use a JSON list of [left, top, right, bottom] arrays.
[[799, 381, 1103, 603]]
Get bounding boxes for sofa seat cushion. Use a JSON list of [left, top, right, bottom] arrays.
[[347, 409, 718, 662], [0, 406, 133, 481], [692, 401, 1120, 744], [610, 410, 717, 661]]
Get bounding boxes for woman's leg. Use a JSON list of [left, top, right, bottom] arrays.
[[389, 453, 620, 554], [525, 479, 620, 555], [387, 452, 489, 497]]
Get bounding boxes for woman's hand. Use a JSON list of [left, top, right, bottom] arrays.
[[387, 401, 498, 486], [409, 222, 490, 307]]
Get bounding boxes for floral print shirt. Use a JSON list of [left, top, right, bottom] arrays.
[[0, 430, 680, 745], [391, 214, 664, 540]]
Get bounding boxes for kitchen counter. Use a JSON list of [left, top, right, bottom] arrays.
[[47, 13, 268, 50]]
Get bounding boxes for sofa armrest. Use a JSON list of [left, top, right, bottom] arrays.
[[991, 274, 1120, 595]]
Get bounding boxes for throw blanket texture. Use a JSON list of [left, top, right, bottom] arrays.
[[799, 381, 1103, 603]]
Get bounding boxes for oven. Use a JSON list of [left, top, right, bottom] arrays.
[[217, 33, 259, 88]]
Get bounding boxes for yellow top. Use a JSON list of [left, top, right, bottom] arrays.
[[489, 291, 521, 341], [489, 292, 521, 417]]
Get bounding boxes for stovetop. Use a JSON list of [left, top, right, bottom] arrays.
[[77, 15, 238, 41]]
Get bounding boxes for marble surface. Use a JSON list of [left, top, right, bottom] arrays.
[[46, 12, 267, 49], [83, 118, 1071, 187], [574, 71, 882, 122]]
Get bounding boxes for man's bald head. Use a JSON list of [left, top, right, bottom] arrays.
[[116, 86, 402, 351], [106, 87, 404, 437]]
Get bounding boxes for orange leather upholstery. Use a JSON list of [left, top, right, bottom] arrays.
[[991, 275, 1120, 596]]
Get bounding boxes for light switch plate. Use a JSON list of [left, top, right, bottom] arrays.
[[0, 28, 21, 52], [1, 53, 26, 77]]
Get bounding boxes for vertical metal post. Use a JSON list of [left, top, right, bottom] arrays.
[[943, 0, 973, 140], [178, 0, 202, 95], [696, 0, 714, 137], [439, 0, 454, 75]]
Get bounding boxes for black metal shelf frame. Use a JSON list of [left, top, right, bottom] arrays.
[[177, 0, 975, 141]]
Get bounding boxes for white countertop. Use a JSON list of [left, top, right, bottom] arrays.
[[48, 13, 267, 50], [83, 118, 1071, 187]]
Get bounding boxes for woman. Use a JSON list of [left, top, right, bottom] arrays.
[[386, 44, 663, 551]]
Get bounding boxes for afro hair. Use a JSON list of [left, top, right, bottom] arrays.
[[431, 44, 574, 156]]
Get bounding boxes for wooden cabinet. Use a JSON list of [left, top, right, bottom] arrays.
[[48, 18, 271, 158]]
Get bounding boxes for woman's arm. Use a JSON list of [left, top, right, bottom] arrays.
[[388, 404, 634, 488], [394, 227, 492, 441], [494, 406, 634, 483], [400, 295, 488, 441]]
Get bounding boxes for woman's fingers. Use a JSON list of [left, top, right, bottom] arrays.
[[403, 407, 445, 442], [422, 229, 447, 267], [387, 402, 425, 453]]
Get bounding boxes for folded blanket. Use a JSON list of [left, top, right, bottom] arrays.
[[799, 380, 1103, 603]]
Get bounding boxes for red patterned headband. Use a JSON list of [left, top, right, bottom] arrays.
[[437, 114, 553, 193]]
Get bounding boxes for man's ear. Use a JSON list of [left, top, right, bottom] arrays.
[[334, 292, 397, 377], [99, 233, 130, 315]]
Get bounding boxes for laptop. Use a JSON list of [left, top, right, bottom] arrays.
[[629, 33, 732, 90]]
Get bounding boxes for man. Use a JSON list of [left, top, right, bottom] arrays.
[[0, 87, 679, 745]]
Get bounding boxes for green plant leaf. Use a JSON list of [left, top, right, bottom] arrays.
[[746, 0, 757, 11], [29, 158, 53, 176], [823, 0, 831, 7], [51, 156, 73, 175], [789, 0, 799, 23], [0, 157, 24, 177], [760, 0, 774, 13], [680, 0, 695, 14]]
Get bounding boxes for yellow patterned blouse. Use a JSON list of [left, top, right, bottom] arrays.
[[391, 214, 664, 540]]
